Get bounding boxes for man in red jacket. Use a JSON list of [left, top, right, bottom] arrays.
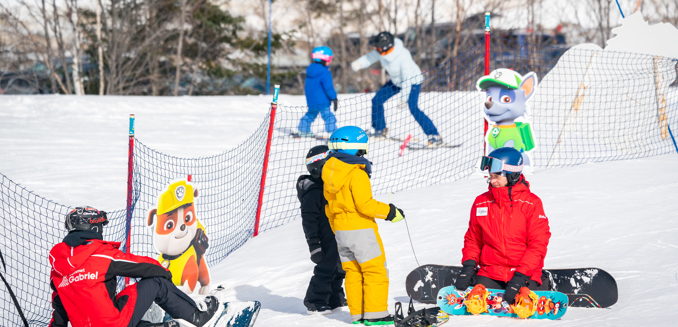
[[454, 147, 551, 304], [49, 206, 221, 327]]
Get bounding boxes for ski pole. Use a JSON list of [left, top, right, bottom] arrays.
[[399, 134, 412, 156]]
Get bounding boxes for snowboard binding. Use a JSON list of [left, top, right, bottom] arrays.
[[510, 287, 538, 319], [464, 284, 489, 315], [394, 298, 448, 327]]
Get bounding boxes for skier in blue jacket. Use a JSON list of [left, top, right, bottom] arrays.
[[351, 32, 442, 146], [298, 46, 338, 137]]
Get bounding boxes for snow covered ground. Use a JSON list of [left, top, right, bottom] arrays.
[[2, 94, 678, 326]]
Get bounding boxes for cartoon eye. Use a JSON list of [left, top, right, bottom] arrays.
[[164, 220, 174, 231], [500, 95, 511, 103], [486, 95, 492, 102], [184, 211, 194, 224]]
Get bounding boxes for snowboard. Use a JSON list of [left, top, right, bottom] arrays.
[[405, 265, 617, 308], [166, 301, 261, 327], [437, 286, 568, 320]]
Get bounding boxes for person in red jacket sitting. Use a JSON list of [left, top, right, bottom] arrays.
[[49, 206, 221, 327], [454, 147, 551, 305]]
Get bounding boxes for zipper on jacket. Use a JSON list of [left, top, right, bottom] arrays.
[[499, 205, 509, 281]]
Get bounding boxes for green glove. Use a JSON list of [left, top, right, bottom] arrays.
[[386, 204, 405, 223]]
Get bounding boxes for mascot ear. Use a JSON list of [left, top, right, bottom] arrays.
[[520, 72, 538, 100], [194, 188, 198, 197], [147, 209, 157, 227]]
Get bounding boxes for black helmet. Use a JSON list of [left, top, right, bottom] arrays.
[[305, 145, 330, 180], [370, 31, 394, 54], [64, 206, 109, 234]]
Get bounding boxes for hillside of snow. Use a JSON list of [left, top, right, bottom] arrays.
[[1, 94, 677, 326]]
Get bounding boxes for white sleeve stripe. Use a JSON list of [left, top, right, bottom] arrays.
[[49, 254, 64, 276], [514, 199, 534, 206], [91, 254, 140, 264]]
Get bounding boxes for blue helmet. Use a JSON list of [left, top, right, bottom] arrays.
[[311, 46, 333, 64], [480, 147, 523, 186], [328, 126, 368, 156]]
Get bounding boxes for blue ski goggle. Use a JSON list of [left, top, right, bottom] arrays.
[[480, 156, 522, 174]]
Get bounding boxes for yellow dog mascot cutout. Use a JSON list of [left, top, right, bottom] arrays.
[[147, 177, 211, 295]]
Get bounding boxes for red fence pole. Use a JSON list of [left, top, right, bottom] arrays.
[[125, 114, 135, 286], [254, 85, 280, 237], [483, 12, 491, 155]]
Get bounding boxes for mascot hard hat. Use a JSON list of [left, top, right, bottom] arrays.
[[156, 180, 195, 215]]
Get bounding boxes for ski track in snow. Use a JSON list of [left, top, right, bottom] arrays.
[[1, 95, 678, 326]]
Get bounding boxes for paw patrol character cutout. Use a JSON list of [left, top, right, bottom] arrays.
[[147, 177, 211, 295], [477, 68, 538, 169]]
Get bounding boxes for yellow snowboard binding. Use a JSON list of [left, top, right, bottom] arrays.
[[464, 284, 490, 315], [510, 287, 538, 319]]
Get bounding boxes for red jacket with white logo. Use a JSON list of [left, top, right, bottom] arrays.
[[49, 235, 171, 327], [461, 176, 551, 284]]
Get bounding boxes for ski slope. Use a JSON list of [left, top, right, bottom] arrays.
[[1, 94, 677, 326]]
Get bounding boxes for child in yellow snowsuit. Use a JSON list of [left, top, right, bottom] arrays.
[[322, 126, 405, 325]]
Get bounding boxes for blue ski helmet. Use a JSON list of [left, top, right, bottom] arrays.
[[311, 46, 333, 64], [328, 126, 368, 156], [480, 147, 523, 186]]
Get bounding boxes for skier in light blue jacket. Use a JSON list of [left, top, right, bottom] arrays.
[[351, 31, 441, 145]]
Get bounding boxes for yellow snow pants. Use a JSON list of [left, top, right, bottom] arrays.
[[335, 227, 389, 322]]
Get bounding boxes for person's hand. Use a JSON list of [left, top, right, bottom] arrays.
[[396, 98, 408, 110], [386, 204, 404, 223], [332, 99, 338, 112], [454, 260, 477, 290], [505, 272, 529, 305], [307, 238, 323, 264], [350, 60, 361, 72]]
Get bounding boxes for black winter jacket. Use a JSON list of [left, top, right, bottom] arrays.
[[296, 175, 335, 244]]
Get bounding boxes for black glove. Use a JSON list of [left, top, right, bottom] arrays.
[[307, 238, 323, 264], [454, 260, 477, 290], [332, 99, 338, 112], [385, 204, 404, 222], [505, 271, 529, 305]]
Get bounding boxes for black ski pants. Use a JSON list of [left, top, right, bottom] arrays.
[[128, 277, 197, 327], [304, 238, 346, 310], [475, 272, 550, 291]]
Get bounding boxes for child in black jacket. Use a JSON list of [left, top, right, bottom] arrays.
[[296, 145, 346, 314]]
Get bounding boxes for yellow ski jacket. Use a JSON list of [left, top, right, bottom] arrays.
[[322, 156, 390, 232]]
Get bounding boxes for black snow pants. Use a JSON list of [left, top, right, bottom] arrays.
[[475, 272, 551, 291], [128, 277, 198, 327], [304, 237, 346, 311]]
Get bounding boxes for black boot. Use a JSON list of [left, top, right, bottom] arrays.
[[189, 296, 220, 327]]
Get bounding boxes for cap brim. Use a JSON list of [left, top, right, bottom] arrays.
[[478, 78, 518, 90]]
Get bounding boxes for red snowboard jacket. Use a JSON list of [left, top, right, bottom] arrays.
[[461, 176, 551, 284], [49, 234, 171, 327]]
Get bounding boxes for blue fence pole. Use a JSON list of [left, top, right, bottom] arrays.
[[669, 123, 678, 154], [615, 0, 625, 18], [266, 0, 272, 95]]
